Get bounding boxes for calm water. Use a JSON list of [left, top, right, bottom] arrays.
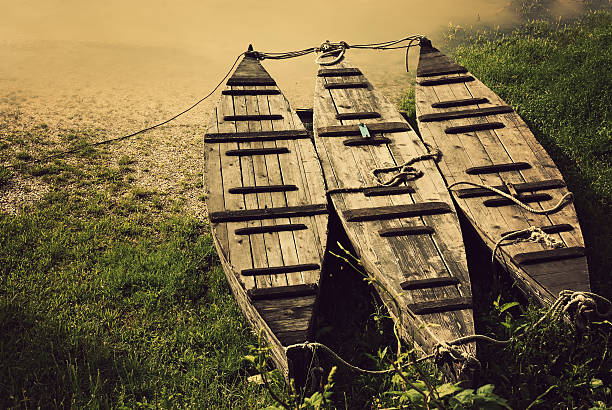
[[0, 1, 522, 107]]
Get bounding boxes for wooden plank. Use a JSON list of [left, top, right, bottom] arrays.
[[224, 114, 283, 121], [232, 86, 272, 288], [418, 67, 468, 77], [235, 223, 307, 235], [362, 186, 416, 196], [343, 137, 391, 146], [431, 97, 489, 108], [483, 193, 552, 207], [408, 297, 472, 315], [455, 179, 566, 198], [210, 204, 328, 223], [215, 91, 256, 289], [379, 226, 435, 237], [317, 122, 410, 137], [501, 223, 574, 237], [336, 111, 381, 120], [512, 247, 586, 265], [344, 202, 452, 222], [254, 85, 303, 287], [227, 77, 276, 86], [266, 88, 324, 285], [241, 264, 320, 276], [317, 67, 362, 77], [228, 185, 298, 194], [465, 162, 531, 175], [418, 106, 514, 122], [247, 284, 317, 301], [205, 130, 309, 143], [400, 276, 459, 290], [226, 147, 289, 156], [445, 122, 505, 134], [418, 76, 475, 86], [222, 89, 280, 96], [324, 82, 369, 89]]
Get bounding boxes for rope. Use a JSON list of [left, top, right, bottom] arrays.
[[283, 291, 611, 377], [7, 52, 246, 168], [248, 36, 425, 66], [325, 146, 441, 195], [448, 181, 573, 215], [372, 145, 441, 186], [491, 226, 564, 268]]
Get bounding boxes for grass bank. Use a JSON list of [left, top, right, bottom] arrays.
[[0, 136, 273, 407]]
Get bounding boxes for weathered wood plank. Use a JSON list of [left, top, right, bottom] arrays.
[[344, 202, 452, 222], [205, 130, 309, 143], [418, 106, 513, 122], [210, 203, 328, 223]]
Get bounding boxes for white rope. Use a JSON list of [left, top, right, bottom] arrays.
[[447, 181, 573, 214], [491, 226, 564, 267]]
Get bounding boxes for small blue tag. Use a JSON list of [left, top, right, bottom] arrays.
[[358, 123, 371, 138]]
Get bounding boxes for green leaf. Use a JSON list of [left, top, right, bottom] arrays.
[[590, 378, 604, 389], [476, 384, 496, 395], [499, 302, 520, 313], [436, 383, 462, 398]]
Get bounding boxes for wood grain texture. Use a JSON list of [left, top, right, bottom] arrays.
[[204, 56, 328, 382], [415, 42, 590, 307], [313, 58, 475, 378]]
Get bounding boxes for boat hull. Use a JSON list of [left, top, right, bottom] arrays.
[[415, 40, 590, 307], [204, 56, 328, 383], [313, 60, 476, 378]]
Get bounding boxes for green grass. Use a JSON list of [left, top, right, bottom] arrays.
[[0, 142, 273, 408]]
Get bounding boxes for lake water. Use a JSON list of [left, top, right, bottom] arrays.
[[0, 1, 523, 108]]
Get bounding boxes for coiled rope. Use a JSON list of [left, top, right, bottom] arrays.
[[372, 145, 441, 186], [326, 145, 440, 195], [491, 226, 564, 268]]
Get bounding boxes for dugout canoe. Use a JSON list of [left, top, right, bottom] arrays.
[[415, 38, 590, 307], [204, 53, 328, 384], [313, 58, 476, 378]]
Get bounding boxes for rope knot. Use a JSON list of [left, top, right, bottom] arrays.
[[433, 343, 481, 378]]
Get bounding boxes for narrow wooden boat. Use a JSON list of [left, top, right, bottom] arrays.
[[204, 54, 328, 383], [313, 59, 476, 376], [415, 38, 590, 307]]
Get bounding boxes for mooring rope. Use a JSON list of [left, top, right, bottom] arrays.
[[491, 226, 564, 268], [7, 52, 246, 167], [372, 146, 442, 186], [326, 145, 441, 195], [7, 34, 426, 167], [447, 181, 574, 215], [284, 290, 612, 376]]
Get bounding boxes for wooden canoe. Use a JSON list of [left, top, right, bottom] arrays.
[[204, 54, 328, 384], [313, 59, 476, 377], [415, 38, 590, 307]]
